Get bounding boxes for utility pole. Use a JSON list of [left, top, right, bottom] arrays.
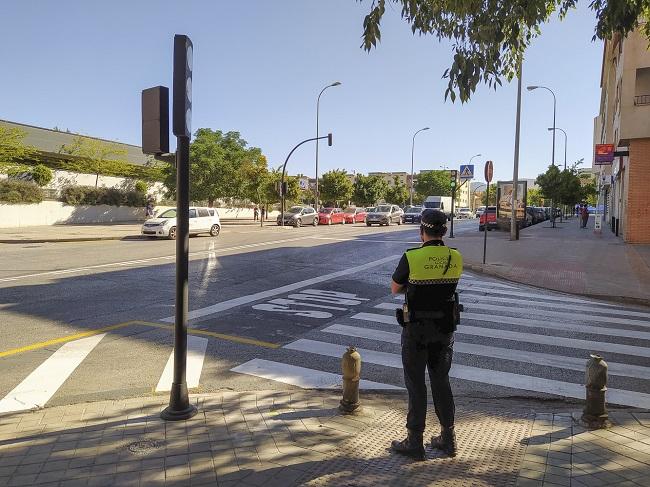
[[511, 63, 522, 241]]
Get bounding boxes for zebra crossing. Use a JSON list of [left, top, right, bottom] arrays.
[[232, 274, 650, 409], [1, 273, 648, 414]]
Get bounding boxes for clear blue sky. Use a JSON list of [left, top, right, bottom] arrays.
[[1, 1, 602, 182]]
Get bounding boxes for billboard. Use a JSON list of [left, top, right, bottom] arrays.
[[594, 144, 615, 165], [496, 180, 527, 227]]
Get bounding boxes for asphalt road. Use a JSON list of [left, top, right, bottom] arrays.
[[1, 218, 649, 414]]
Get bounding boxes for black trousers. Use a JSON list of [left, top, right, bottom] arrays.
[[401, 329, 455, 433]]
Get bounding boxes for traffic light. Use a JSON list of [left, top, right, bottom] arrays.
[[450, 170, 457, 190], [173, 35, 193, 137]]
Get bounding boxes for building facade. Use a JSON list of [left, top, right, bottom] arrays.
[[594, 29, 650, 243]]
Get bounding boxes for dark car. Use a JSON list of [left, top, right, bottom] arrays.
[[276, 206, 318, 227], [366, 204, 404, 226], [523, 206, 536, 227], [479, 206, 497, 231], [402, 206, 423, 224]]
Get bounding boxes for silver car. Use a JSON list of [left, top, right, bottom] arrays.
[[366, 204, 404, 226]]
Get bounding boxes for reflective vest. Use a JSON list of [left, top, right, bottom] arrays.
[[405, 245, 463, 286], [404, 244, 463, 336]]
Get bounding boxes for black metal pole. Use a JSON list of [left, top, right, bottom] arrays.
[[449, 187, 455, 238], [482, 184, 489, 264], [161, 135, 197, 421]]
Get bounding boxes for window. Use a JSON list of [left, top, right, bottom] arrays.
[[198, 208, 209, 217], [634, 67, 650, 105], [208, 209, 215, 216], [189, 209, 197, 218]]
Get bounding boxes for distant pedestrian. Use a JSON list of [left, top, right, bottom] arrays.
[[260, 207, 266, 222], [254, 206, 259, 221], [145, 198, 155, 219], [581, 205, 589, 229]]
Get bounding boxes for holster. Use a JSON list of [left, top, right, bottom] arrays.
[[404, 293, 462, 341]]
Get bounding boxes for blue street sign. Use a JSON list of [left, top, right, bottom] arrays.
[[459, 164, 474, 180]]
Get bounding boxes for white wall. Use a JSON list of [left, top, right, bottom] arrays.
[[44, 169, 167, 200], [0, 201, 144, 228]]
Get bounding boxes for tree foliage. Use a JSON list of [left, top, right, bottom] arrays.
[[536, 160, 593, 209], [385, 175, 410, 206], [319, 169, 354, 206], [480, 184, 497, 205], [60, 136, 129, 187], [360, 0, 647, 102], [30, 164, 53, 187], [527, 187, 544, 206], [0, 127, 37, 171], [414, 170, 451, 202], [353, 174, 388, 206]]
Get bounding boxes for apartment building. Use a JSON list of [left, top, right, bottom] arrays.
[[594, 29, 650, 243], [367, 171, 410, 188]]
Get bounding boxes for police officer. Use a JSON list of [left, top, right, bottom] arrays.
[[390, 209, 463, 460]]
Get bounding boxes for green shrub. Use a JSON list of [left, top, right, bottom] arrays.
[[0, 179, 44, 204], [134, 180, 148, 193], [31, 164, 53, 187], [60, 185, 146, 207]]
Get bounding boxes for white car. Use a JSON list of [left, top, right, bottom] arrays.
[[141, 207, 221, 239], [457, 207, 472, 219]]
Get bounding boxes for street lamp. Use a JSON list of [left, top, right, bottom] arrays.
[[471, 183, 486, 212], [548, 127, 568, 170], [469, 153, 481, 165], [315, 81, 341, 208], [527, 85, 557, 167], [410, 127, 430, 206]]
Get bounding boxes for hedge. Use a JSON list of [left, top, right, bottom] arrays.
[[0, 179, 44, 204], [60, 185, 146, 207]]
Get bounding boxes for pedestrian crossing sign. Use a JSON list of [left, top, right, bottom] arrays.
[[459, 164, 474, 180]]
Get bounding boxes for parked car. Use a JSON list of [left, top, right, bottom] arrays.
[[366, 204, 404, 226], [475, 206, 486, 218], [524, 206, 536, 227], [402, 206, 423, 224], [276, 205, 318, 227], [533, 207, 546, 223], [457, 207, 472, 219], [142, 207, 221, 240], [343, 207, 367, 224], [365, 207, 376, 213], [478, 206, 497, 231], [318, 207, 346, 225]]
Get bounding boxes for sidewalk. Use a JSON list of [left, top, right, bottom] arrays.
[[0, 391, 648, 486], [0, 220, 270, 244], [453, 216, 650, 306]]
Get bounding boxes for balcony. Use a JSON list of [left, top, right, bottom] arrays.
[[634, 94, 650, 106]]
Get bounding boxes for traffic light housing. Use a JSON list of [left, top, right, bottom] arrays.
[[450, 170, 458, 190], [173, 35, 193, 137]]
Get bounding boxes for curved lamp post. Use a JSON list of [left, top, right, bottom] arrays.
[[410, 127, 430, 206], [548, 127, 568, 170], [315, 82, 341, 208], [283, 133, 333, 227]]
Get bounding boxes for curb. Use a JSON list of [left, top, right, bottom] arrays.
[[464, 261, 650, 308], [0, 235, 147, 244]]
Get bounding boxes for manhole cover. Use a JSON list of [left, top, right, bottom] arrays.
[[126, 439, 164, 455]]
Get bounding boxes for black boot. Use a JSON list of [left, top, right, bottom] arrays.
[[391, 430, 425, 460], [431, 427, 457, 457]]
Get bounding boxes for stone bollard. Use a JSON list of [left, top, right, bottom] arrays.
[[581, 354, 610, 429], [339, 346, 361, 413]]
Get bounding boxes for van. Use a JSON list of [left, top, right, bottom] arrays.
[[141, 207, 221, 239]]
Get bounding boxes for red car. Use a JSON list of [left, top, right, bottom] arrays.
[[318, 207, 346, 225], [343, 207, 367, 224], [479, 206, 497, 231]]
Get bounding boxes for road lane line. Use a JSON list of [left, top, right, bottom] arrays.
[[345, 315, 650, 358], [230, 358, 403, 390], [285, 339, 402, 368], [459, 286, 617, 307], [161, 255, 401, 323], [0, 236, 310, 283], [0, 322, 135, 359], [310, 237, 422, 244], [0, 334, 106, 414], [137, 322, 281, 349], [155, 335, 208, 392], [374, 303, 650, 340]]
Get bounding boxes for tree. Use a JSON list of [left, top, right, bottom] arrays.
[[385, 175, 410, 206], [360, 0, 644, 102], [414, 170, 451, 203], [30, 164, 53, 187], [0, 127, 37, 171], [319, 169, 354, 206], [260, 166, 301, 207], [353, 174, 388, 206], [527, 187, 544, 206], [479, 184, 497, 205], [60, 136, 129, 187]]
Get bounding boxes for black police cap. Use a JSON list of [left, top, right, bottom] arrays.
[[421, 209, 447, 227]]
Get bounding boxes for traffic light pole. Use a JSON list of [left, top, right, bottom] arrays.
[[449, 187, 455, 238]]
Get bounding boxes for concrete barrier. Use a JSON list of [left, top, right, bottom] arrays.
[[0, 201, 144, 227]]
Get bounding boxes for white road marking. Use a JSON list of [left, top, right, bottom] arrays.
[[285, 338, 650, 380], [155, 335, 208, 392], [467, 295, 650, 319], [0, 236, 310, 283], [459, 286, 617, 307], [344, 316, 650, 358], [0, 334, 106, 414], [311, 237, 422, 244], [466, 303, 650, 327], [373, 303, 650, 341], [162, 255, 401, 322], [198, 241, 219, 297], [231, 358, 403, 390]]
